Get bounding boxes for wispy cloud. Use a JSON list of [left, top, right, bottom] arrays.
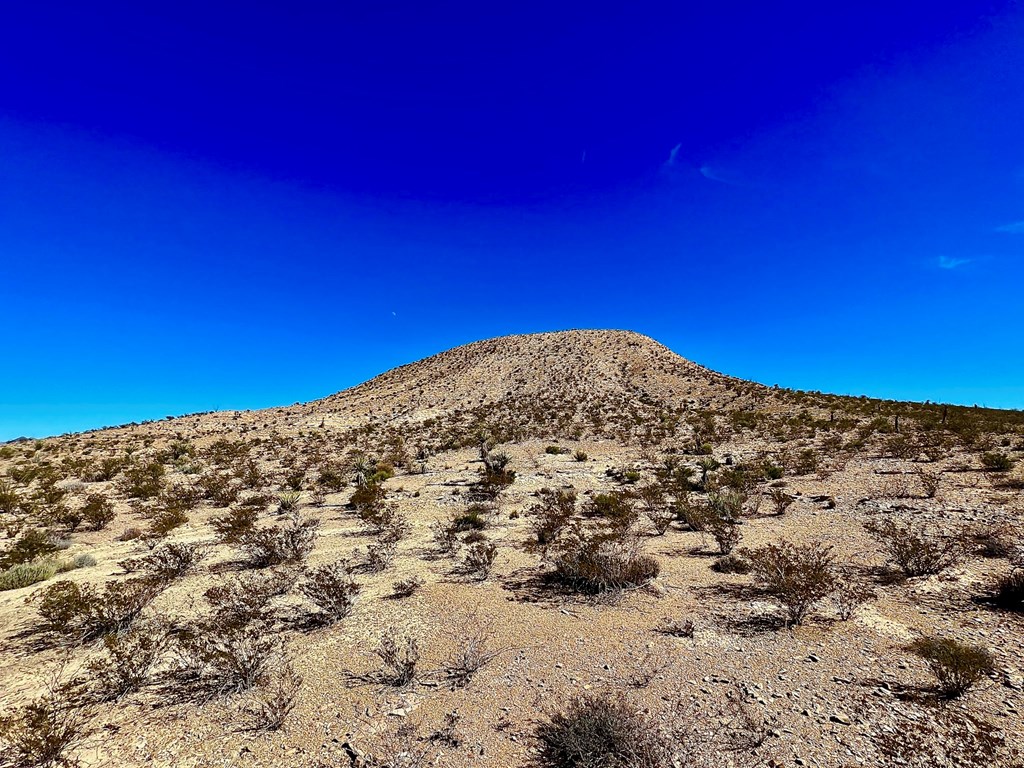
[[937, 255, 972, 270], [994, 220, 1024, 233], [664, 143, 682, 168], [698, 164, 744, 186]]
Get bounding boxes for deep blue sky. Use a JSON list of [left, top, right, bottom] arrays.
[[2, 2, 1023, 439]]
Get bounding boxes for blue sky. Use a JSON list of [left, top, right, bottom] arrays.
[[2, 1, 1023, 439]]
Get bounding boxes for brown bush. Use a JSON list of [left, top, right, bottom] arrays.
[[238, 517, 318, 568], [747, 541, 836, 626], [33, 577, 165, 641], [0, 676, 87, 767], [205, 569, 297, 628], [87, 621, 170, 700], [1, 529, 62, 569], [907, 636, 995, 698], [119, 542, 205, 582], [242, 661, 302, 731], [534, 691, 669, 768], [210, 504, 260, 543], [529, 488, 577, 549], [865, 519, 966, 577], [552, 527, 659, 593], [298, 560, 360, 623], [464, 540, 497, 580], [375, 627, 419, 686], [180, 622, 281, 693]]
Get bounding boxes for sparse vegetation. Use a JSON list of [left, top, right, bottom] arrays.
[[907, 636, 995, 698], [747, 541, 836, 626]]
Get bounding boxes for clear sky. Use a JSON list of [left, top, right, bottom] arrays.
[[2, 1, 1023, 440]]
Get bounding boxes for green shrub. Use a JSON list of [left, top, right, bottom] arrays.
[[0, 554, 94, 592], [908, 636, 995, 698], [980, 452, 1015, 472], [0, 529, 63, 568], [117, 460, 165, 499], [81, 493, 116, 530], [238, 518, 319, 567], [33, 577, 165, 641]]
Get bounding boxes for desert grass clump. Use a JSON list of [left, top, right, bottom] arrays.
[[534, 691, 669, 768], [375, 627, 420, 686], [747, 541, 836, 626], [907, 636, 995, 698], [865, 519, 966, 577], [0, 554, 94, 592], [444, 618, 499, 687], [298, 560, 360, 623], [238, 517, 319, 568]]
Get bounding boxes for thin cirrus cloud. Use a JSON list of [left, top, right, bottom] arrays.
[[994, 220, 1024, 233], [937, 255, 972, 270]]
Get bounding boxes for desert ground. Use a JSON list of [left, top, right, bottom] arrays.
[[1, 330, 1022, 767]]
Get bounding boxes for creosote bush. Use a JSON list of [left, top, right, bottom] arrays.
[[552, 527, 659, 593], [33, 577, 166, 641], [238, 517, 319, 568], [81, 493, 116, 530], [298, 560, 360, 623], [119, 542, 205, 582], [464, 540, 497, 580], [747, 541, 836, 626], [865, 519, 966, 577], [87, 621, 170, 700], [0, 680, 87, 768], [907, 636, 995, 698], [534, 691, 669, 768], [205, 569, 297, 628]]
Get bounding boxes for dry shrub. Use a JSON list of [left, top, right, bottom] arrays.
[[768, 488, 794, 516], [907, 636, 995, 698], [444, 617, 499, 687], [917, 470, 940, 498], [298, 560, 360, 623], [33, 577, 165, 641], [238, 517, 319, 567], [747, 541, 836, 626], [119, 542, 205, 582], [0, 672, 87, 768], [832, 576, 875, 621], [535, 691, 670, 768], [209, 505, 259, 543], [392, 576, 423, 598], [1, 529, 62, 569], [430, 521, 459, 555], [205, 569, 296, 628], [242, 661, 302, 731], [552, 527, 659, 593], [463, 540, 497, 580], [865, 519, 966, 577], [180, 622, 281, 693], [376, 627, 419, 686], [87, 621, 170, 700], [365, 540, 397, 572], [983, 569, 1024, 613]]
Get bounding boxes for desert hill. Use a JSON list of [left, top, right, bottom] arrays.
[[0, 330, 1022, 768]]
